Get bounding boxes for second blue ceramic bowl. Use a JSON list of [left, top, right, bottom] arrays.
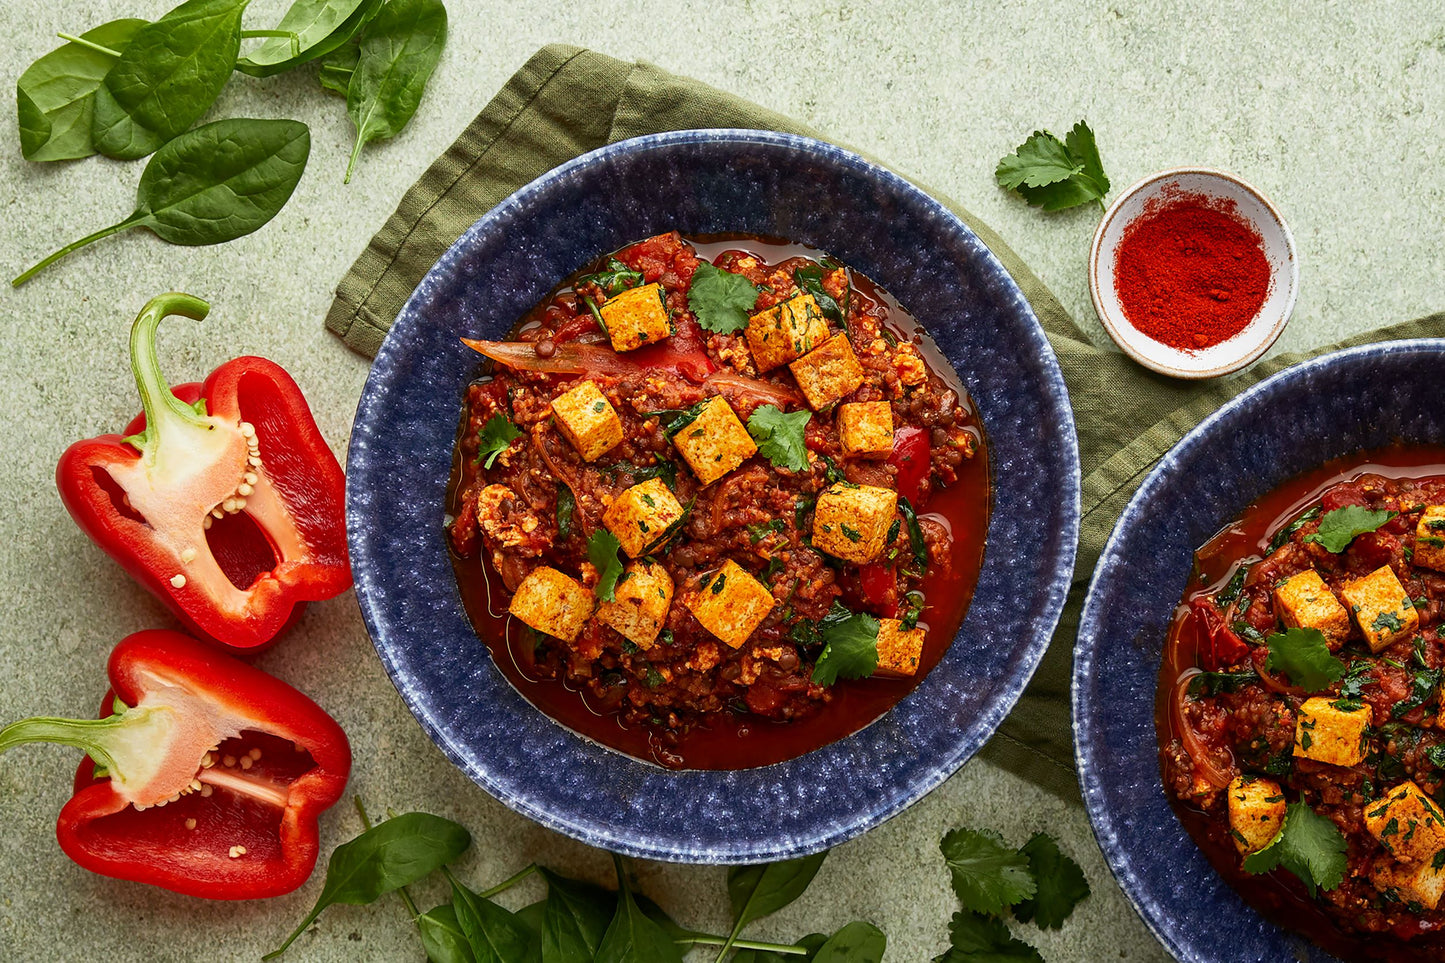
[[1075, 339, 1445, 960], [348, 129, 1080, 862]]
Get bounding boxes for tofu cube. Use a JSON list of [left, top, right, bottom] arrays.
[[745, 293, 830, 373], [1294, 696, 1371, 768], [875, 618, 925, 678], [837, 402, 895, 458], [551, 380, 623, 462], [509, 566, 594, 642], [789, 333, 866, 410], [812, 482, 897, 564], [685, 559, 775, 649], [1274, 570, 1351, 650], [602, 478, 685, 558], [1365, 781, 1445, 864], [595, 560, 673, 650], [1341, 565, 1419, 653], [672, 396, 757, 486], [1418, 507, 1445, 571], [1371, 857, 1445, 910], [599, 282, 671, 352], [1227, 776, 1287, 854]]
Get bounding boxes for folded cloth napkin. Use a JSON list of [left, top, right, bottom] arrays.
[[326, 44, 1445, 801]]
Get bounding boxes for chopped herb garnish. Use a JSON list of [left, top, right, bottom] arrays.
[[748, 519, 786, 543], [662, 400, 711, 439], [556, 483, 575, 539]]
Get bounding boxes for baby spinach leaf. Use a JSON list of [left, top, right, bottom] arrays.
[[1242, 802, 1347, 897], [92, 0, 249, 160], [539, 868, 614, 963], [595, 856, 683, 963], [793, 263, 845, 326], [343, 0, 448, 183], [933, 910, 1042, 962], [318, 41, 361, 94], [449, 873, 537, 963], [939, 828, 1036, 917], [717, 852, 829, 958], [16, 19, 146, 162], [811, 603, 880, 686], [237, 0, 380, 76], [747, 405, 811, 472], [812, 921, 887, 963], [476, 413, 523, 468], [265, 812, 471, 959], [1304, 505, 1397, 553], [1265, 628, 1346, 693], [688, 261, 760, 334], [418, 903, 477, 963], [1011, 833, 1090, 930], [14, 118, 310, 286]]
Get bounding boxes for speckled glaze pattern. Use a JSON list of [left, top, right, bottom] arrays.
[[347, 129, 1080, 863], [1074, 340, 1445, 961]]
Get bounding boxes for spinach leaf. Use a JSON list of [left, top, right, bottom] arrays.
[[1392, 666, 1442, 719], [898, 496, 928, 568], [577, 258, 645, 298], [16, 19, 146, 162], [237, 0, 380, 76], [539, 868, 614, 963], [1215, 562, 1251, 608], [1268, 505, 1322, 552], [812, 921, 886, 962], [556, 483, 576, 539], [793, 263, 846, 327], [1186, 669, 1259, 697], [264, 812, 471, 959], [715, 853, 828, 958], [343, 0, 448, 183], [418, 903, 477, 963], [14, 118, 310, 286], [594, 856, 683, 963], [318, 41, 361, 94], [449, 873, 538, 963], [92, 0, 249, 160]]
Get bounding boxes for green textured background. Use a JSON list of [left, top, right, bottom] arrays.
[[1, 2, 1442, 961]]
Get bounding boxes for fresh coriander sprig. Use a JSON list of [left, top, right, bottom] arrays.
[[995, 121, 1110, 212], [688, 261, 761, 334]]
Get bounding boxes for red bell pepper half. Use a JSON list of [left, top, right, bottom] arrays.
[[0, 630, 351, 899], [57, 293, 350, 652]]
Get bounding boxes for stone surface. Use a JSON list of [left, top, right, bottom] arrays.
[[0, 0, 1440, 960]]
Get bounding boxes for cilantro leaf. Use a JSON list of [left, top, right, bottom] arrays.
[[1265, 628, 1346, 692], [1011, 833, 1090, 930], [810, 602, 880, 686], [939, 828, 1037, 916], [932, 911, 1042, 963], [1304, 505, 1397, 553], [747, 405, 811, 472], [995, 122, 1110, 212], [1242, 802, 1347, 897], [687, 261, 759, 334], [587, 530, 624, 602], [476, 414, 523, 468], [793, 263, 846, 326]]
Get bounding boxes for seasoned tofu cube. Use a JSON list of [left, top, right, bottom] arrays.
[[686, 560, 775, 649], [595, 560, 674, 650], [1294, 696, 1371, 768], [602, 478, 685, 558], [837, 402, 895, 458], [1418, 507, 1445, 571], [672, 396, 757, 486], [1274, 570, 1351, 650], [599, 282, 671, 352], [812, 482, 897, 564], [1371, 856, 1445, 910], [1227, 776, 1287, 854], [1365, 781, 1445, 864], [745, 293, 830, 373], [875, 618, 925, 678], [509, 566, 593, 642], [789, 333, 865, 410], [551, 380, 623, 462], [1341, 565, 1419, 653]]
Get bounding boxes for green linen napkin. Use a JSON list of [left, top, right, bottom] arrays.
[[326, 44, 1445, 801]]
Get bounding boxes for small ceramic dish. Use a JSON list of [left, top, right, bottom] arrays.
[[1089, 167, 1299, 380]]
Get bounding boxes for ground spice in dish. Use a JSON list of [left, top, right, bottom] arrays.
[[1113, 193, 1271, 351]]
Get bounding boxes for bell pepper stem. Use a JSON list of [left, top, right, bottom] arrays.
[[0, 713, 135, 774], [125, 293, 213, 452]]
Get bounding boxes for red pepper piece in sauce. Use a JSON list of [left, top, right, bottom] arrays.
[[858, 562, 900, 619], [57, 294, 350, 653], [1190, 596, 1250, 671], [0, 630, 350, 899], [888, 426, 932, 506]]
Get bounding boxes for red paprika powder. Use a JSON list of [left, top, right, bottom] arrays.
[[1113, 193, 1271, 351]]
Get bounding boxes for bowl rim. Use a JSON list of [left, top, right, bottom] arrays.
[[1088, 166, 1300, 381], [348, 127, 1082, 862], [1072, 338, 1445, 961]]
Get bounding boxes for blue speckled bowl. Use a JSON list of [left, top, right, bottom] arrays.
[[1075, 340, 1445, 961], [347, 129, 1080, 863]]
